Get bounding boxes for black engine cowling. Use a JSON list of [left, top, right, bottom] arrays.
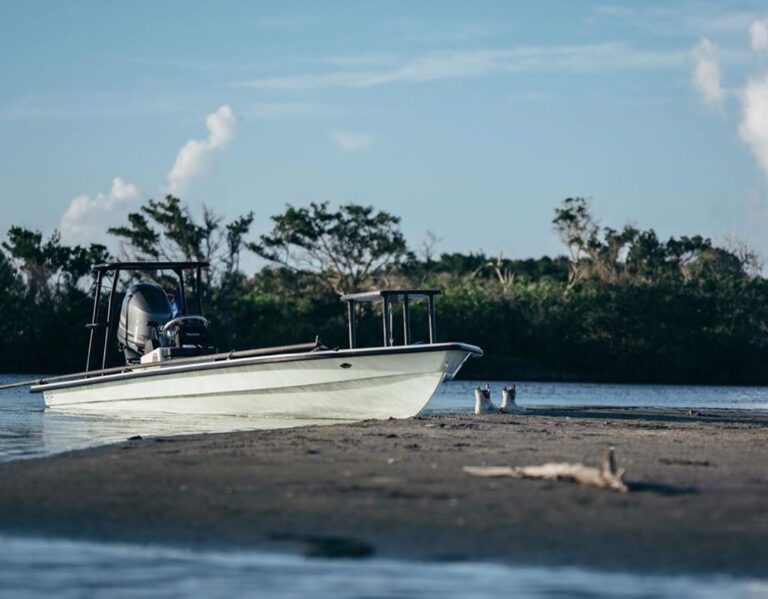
[[117, 281, 212, 363], [117, 282, 174, 362]]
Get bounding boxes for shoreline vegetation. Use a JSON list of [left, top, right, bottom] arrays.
[[0, 407, 766, 576], [1, 197, 767, 384]]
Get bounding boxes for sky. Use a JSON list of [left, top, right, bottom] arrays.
[[1, 0, 768, 263]]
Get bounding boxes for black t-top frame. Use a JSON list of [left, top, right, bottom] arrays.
[[340, 289, 441, 349], [85, 261, 209, 372]]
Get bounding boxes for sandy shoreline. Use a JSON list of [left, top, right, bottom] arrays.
[[0, 407, 767, 576]]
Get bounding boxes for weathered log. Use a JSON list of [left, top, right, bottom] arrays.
[[463, 447, 628, 493]]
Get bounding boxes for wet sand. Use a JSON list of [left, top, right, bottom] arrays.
[[0, 407, 767, 576]]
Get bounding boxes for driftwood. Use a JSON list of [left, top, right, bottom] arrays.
[[463, 447, 628, 493]]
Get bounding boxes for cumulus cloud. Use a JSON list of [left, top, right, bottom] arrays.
[[59, 177, 142, 245], [166, 105, 237, 194], [749, 18, 768, 53], [695, 20, 768, 182], [57, 107, 239, 246], [691, 38, 724, 108], [330, 131, 376, 152], [739, 75, 768, 179]]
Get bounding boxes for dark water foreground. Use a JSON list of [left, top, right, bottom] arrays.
[[1, 408, 767, 581], [0, 534, 764, 599]]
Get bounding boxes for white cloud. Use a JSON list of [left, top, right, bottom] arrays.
[[59, 177, 142, 245], [331, 131, 376, 152], [166, 105, 237, 194], [233, 43, 684, 91], [750, 19, 768, 53], [57, 107, 239, 246], [696, 21, 768, 182], [739, 74, 768, 180], [691, 38, 725, 108]]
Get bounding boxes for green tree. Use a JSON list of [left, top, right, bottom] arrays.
[[249, 202, 410, 294], [109, 195, 254, 286], [2, 227, 109, 296]]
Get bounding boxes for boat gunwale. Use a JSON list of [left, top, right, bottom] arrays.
[[31, 342, 482, 394]]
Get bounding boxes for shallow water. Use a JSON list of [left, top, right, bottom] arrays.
[[1, 535, 766, 599], [2, 375, 768, 462], [0, 374, 359, 462]]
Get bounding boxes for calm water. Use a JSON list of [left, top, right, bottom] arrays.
[[2, 374, 767, 462], [2, 375, 767, 597]]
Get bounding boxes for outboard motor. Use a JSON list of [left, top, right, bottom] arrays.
[[117, 282, 174, 363]]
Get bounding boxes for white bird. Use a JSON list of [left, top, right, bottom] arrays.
[[474, 384, 498, 414], [500, 384, 525, 413]]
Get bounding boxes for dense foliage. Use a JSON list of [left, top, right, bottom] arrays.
[[2, 196, 766, 384]]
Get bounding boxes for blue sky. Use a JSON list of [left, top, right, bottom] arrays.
[[1, 0, 768, 262]]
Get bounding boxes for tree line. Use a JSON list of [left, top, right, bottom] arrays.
[[1, 195, 766, 384]]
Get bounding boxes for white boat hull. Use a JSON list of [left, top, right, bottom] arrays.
[[34, 344, 480, 420]]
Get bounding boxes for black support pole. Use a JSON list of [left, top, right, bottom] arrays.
[[382, 298, 391, 347], [402, 296, 411, 345], [347, 301, 357, 349], [101, 269, 120, 370], [175, 268, 187, 314], [196, 265, 203, 315], [85, 270, 104, 372], [428, 295, 437, 344]]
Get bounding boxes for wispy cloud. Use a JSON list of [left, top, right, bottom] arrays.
[[241, 101, 325, 120], [691, 38, 725, 108], [506, 91, 555, 103], [166, 105, 237, 194], [0, 91, 212, 122], [588, 5, 760, 37], [319, 53, 401, 68], [59, 177, 142, 245], [331, 131, 376, 152], [233, 43, 685, 91], [407, 23, 503, 45]]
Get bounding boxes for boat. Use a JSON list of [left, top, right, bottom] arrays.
[[26, 261, 482, 419]]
